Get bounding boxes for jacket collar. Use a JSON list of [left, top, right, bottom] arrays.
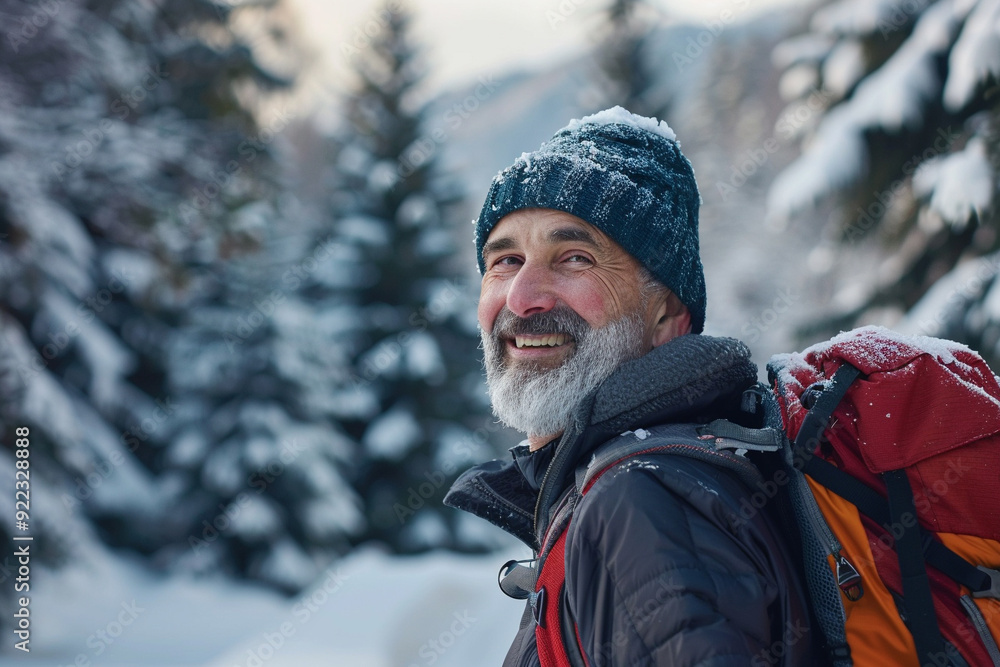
[[513, 441, 556, 491], [444, 334, 758, 549], [443, 441, 555, 549]]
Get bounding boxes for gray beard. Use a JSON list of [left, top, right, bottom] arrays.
[[481, 306, 647, 438]]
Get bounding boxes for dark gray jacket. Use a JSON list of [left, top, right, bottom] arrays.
[[445, 334, 817, 667]]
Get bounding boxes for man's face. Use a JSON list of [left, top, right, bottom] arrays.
[[478, 208, 688, 438]]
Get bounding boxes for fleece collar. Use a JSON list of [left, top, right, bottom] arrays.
[[532, 333, 758, 544], [444, 334, 758, 549]]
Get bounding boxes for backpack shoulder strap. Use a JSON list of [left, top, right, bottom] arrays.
[[576, 421, 778, 496]]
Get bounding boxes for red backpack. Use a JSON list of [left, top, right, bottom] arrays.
[[505, 326, 1000, 666], [766, 326, 1000, 666]]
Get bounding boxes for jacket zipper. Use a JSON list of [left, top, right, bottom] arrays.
[[534, 422, 592, 543]]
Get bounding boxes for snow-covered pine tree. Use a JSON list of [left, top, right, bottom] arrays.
[[766, 0, 999, 362], [159, 195, 370, 592], [68, 4, 374, 594], [332, 1, 494, 553], [0, 0, 298, 609], [591, 0, 672, 118]]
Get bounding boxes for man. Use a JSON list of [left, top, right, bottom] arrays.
[[444, 107, 815, 666]]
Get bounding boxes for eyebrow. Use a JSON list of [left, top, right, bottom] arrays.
[[481, 226, 602, 260], [482, 236, 517, 259], [549, 227, 599, 247]]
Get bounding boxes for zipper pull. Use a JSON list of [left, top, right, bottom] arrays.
[[835, 552, 864, 601]]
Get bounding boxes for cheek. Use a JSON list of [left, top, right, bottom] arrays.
[[477, 281, 504, 332], [559, 277, 615, 326]]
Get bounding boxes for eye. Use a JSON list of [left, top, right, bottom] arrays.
[[492, 255, 522, 268], [564, 254, 592, 264]]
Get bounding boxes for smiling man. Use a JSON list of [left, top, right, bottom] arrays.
[[479, 208, 691, 450], [445, 108, 815, 666]]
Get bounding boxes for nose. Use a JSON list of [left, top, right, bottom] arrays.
[[506, 261, 557, 318]]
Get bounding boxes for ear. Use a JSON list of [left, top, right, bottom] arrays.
[[649, 291, 692, 348]]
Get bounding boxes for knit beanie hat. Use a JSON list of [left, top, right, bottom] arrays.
[[474, 106, 706, 334]]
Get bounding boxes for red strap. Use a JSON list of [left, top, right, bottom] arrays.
[[536, 529, 572, 667]]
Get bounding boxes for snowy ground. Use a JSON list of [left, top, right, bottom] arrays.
[[8, 546, 529, 666]]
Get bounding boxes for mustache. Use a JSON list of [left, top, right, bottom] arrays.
[[491, 306, 590, 340]]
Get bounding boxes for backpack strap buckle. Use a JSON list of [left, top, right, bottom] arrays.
[[498, 558, 537, 600], [696, 419, 783, 452], [973, 566, 1000, 599]]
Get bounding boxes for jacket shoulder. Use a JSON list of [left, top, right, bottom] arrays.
[[562, 443, 796, 666]]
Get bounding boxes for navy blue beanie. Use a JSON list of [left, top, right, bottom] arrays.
[[474, 106, 706, 334]]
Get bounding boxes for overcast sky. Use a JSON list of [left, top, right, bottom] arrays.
[[288, 0, 804, 99]]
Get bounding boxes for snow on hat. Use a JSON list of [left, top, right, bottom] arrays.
[[474, 106, 706, 334]]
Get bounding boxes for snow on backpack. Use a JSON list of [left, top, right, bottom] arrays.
[[763, 326, 1000, 666], [499, 326, 1000, 667]]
